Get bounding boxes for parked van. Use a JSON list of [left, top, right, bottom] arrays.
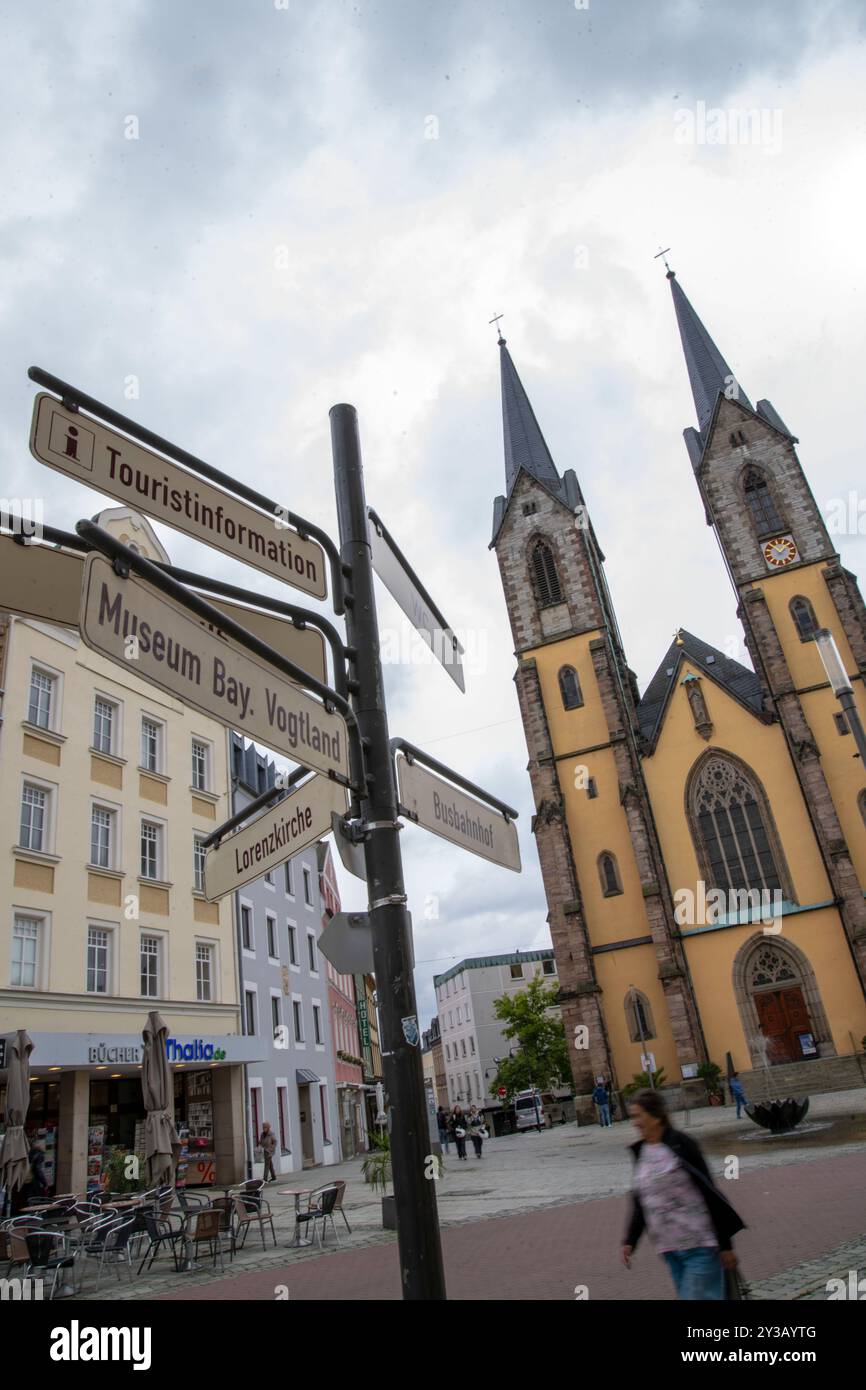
[[514, 1089, 544, 1131]]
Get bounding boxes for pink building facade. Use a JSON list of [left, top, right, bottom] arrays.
[[317, 843, 369, 1158]]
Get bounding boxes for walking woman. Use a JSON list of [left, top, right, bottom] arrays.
[[450, 1105, 468, 1161], [467, 1104, 486, 1159], [622, 1089, 745, 1300]]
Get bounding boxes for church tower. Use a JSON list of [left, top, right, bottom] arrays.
[[669, 270, 866, 987], [490, 331, 706, 1112]]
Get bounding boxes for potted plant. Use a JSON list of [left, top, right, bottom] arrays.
[[361, 1131, 395, 1229], [622, 1067, 667, 1100], [697, 1062, 724, 1105]]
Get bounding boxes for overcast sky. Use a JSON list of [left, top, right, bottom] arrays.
[[2, 0, 864, 1030]]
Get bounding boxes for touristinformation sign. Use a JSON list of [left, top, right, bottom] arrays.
[[0, 534, 328, 684], [395, 753, 521, 872], [367, 507, 465, 692], [79, 552, 349, 778], [204, 775, 347, 901], [30, 391, 327, 598]]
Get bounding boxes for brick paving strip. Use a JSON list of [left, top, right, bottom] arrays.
[[78, 1145, 865, 1302]]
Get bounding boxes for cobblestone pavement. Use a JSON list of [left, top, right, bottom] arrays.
[[75, 1087, 865, 1301]]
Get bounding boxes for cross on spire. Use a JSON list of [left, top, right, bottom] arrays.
[[654, 246, 674, 276], [488, 312, 505, 344]]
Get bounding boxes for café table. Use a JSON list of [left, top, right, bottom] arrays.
[[277, 1188, 317, 1247]]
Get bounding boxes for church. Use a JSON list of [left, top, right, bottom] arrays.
[[490, 269, 866, 1115]]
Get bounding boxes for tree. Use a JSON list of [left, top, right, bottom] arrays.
[[488, 975, 571, 1101]]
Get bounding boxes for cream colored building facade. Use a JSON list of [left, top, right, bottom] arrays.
[[0, 509, 254, 1193]]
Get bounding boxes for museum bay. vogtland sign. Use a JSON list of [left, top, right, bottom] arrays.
[[79, 553, 348, 780]]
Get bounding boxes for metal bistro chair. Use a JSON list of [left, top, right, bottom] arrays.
[[230, 1191, 277, 1254], [294, 1185, 341, 1250], [25, 1229, 77, 1300], [184, 1206, 229, 1273], [330, 1179, 352, 1234], [136, 1210, 186, 1275], [94, 1214, 140, 1291]]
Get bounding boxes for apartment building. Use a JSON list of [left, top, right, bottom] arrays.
[[0, 509, 254, 1194], [434, 949, 559, 1109], [318, 841, 369, 1158]]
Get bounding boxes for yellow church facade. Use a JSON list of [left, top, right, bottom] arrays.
[[491, 273, 866, 1116]]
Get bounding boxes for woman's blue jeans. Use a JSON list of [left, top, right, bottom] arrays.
[[663, 1247, 725, 1300]]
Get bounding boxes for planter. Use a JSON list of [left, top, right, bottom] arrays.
[[382, 1194, 397, 1230]]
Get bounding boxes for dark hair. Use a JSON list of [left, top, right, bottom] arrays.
[[629, 1088, 668, 1123]]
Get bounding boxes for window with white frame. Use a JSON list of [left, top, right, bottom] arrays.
[[245, 990, 257, 1034], [287, 922, 297, 965], [193, 835, 207, 893], [271, 995, 282, 1038], [307, 933, 317, 972], [284, 860, 294, 895], [196, 942, 214, 1002], [140, 717, 162, 773], [313, 1004, 323, 1045], [86, 926, 110, 994], [90, 805, 116, 869], [241, 903, 253, 951], [140, 934, 161, 997], [266, 914, 278, 959], [292, 998, 304, 1043], [11, 913, 41, 988], [20, 783, 49, 852], [445, 1043, 450, 1062], [28, 667, 55, 730], [93, 697, 117, 755], [140, 820, 162, 879], [191, 739, 210, 791], [264, 870, 274, 886], [302, 866, 313, 906], [470, 1037, 475, 1054]]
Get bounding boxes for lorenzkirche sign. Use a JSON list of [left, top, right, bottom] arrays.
[[79, 552, 349, 779]]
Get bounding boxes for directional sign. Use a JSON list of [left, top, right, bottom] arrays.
[[0, 531, 84, 627], [204, 775, 347, 901], [79, 553, 349, 779], [30, 391, 327, 599], [0, 533, 327, 686], [396, 754, 521, 872], [367, 508, 465, 692]]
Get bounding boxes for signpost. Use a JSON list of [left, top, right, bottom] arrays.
[[367, 507, 465, 692], [392, 739, 521, 873], [30, 391, 327, 599], [78, 552, 349, 779], [204, 775, 347, 901], [0, 532, 328, 684]]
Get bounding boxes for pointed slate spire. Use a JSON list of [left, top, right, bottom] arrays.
[[668, 270, 752, 432], [499, 336, 562, 495]]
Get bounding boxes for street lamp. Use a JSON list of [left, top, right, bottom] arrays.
[[814, 628, 866, 766]]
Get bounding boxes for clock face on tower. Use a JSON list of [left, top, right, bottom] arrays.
[[762, 534, 799, 569]]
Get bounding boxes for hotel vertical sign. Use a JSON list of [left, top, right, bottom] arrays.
[[79, 553, 348, 779], [30, 391, 327, 599]]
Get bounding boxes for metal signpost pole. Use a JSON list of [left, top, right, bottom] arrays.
[[330, 403, 447, 1302]]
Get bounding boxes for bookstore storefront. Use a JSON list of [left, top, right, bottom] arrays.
[[10, 1030, 263, 1195]]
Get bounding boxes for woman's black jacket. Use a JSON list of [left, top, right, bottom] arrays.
[[624, 1127, 746, 1253]]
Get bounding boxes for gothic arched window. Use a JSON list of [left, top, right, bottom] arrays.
[[530, 541, 563, 608], [743, 466, 785, 538], [688, 754, 785, 896], [598, 851, 622, 897], [559, 665, 583, 710], [625, 990, 656, 1042], [749, 944, 798, 989], [790, 596, 817, 642]]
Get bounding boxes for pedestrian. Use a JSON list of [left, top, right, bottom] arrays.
[[467, 1104, 486, 1158], [25, 1139, 48, 1203], [259, 1122, 277, 1183], [729, 1073, 748, 1119], [592, 1076, 612, 1127], [450, 1105, 468, 1160], [437, 1106, 451, 1154], [621, 1089, 745, 1301]]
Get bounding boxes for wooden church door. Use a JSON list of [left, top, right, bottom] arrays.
[[755, 987, 811, 1063]]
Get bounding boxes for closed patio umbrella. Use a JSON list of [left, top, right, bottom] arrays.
[[142, 1012, 179, 1187], [0, 1029, 34, 1197]]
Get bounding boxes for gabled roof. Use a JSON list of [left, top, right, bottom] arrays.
[[636, 629, 765, 748]]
